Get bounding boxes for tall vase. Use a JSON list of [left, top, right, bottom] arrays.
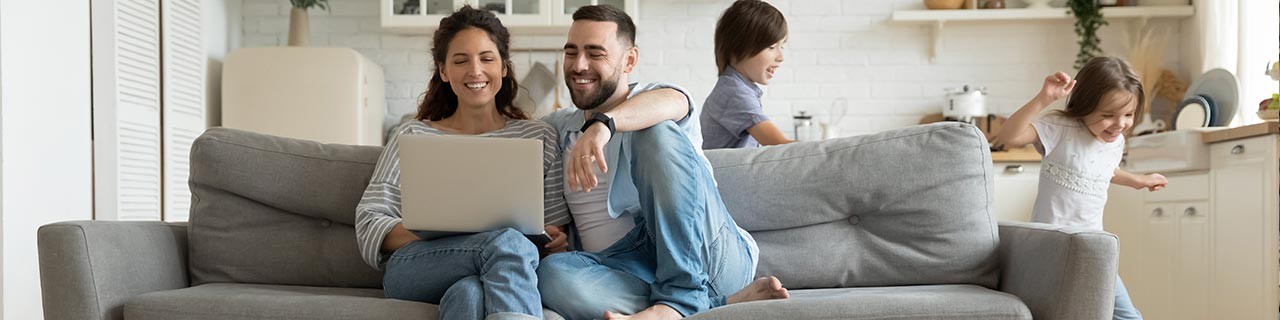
[[288, 8, 309, 46]]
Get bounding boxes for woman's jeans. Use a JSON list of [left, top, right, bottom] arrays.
[[383, 228, 542, 320]]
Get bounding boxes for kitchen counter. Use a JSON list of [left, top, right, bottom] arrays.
[[992, 146, 1041, 162], [1202, 120, 1280, 143]]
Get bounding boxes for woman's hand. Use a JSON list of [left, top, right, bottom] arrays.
[[1036, 72, 1076, 104], [541, 224, 570, 257]]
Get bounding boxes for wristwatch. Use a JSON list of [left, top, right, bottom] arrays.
[[581, 112, 616, 136]]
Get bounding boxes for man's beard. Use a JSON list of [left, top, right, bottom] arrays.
[[568, 72, 619, 111]]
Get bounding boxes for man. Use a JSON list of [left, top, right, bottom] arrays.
[[536, 5, 788, 320]]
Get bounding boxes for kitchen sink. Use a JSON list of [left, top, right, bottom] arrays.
[[1124, 129, 1217, 173]]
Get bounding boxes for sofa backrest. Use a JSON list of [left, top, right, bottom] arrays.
[[188, 127, 385, 288], [704, 122, 1000, 290]]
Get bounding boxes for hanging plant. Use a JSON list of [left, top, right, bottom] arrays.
[[1068, 0, 1107, 70], [290, 0, 330, 11]]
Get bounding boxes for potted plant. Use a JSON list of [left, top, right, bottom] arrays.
[[1068, 0, 1105, 70], [288, 0, 330, 46]]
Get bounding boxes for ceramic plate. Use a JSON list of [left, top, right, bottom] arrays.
[[1174, 95, 1213, 130], [1184, 68, 1238, 126]]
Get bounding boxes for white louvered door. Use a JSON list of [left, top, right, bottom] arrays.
[[92, 0, 205, 221], [93, 0, 163, 221], [161, 0, 204, 222]]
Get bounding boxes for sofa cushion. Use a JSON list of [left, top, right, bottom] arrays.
[[704, 122, 1000, 289], [188, 128, 385, 288], [688, 285, 1031, 320], [124, 283, 434, 320]]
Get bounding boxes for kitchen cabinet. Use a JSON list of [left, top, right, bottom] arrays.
[[1107, 133, 1280, 320], [991, 162, 1038, 222], [1208, 135, 1278, 320], [381, 0, 639, 34]]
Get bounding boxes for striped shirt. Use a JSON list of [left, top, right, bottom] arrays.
[[354, 119, 570, 270]]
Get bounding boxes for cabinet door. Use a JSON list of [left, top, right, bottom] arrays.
[[1136, 203, 1175, 320], [1174, 202, 1210, 320], [1210, 138, 1275, 320], [1105, 185, 1143, 291], [991, 163, 1038, 222], [553, 0, 638, 25], [476, 0, 551, 26]]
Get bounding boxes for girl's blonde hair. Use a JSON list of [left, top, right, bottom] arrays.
[[1062, 56, 1146, 128]]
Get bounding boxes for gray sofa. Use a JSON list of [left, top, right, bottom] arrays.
[[39, 123, 1119, 320]]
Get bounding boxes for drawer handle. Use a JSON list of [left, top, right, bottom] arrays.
[[1153, 208, 1163, 216], [1184, 207, 1197, 216], [1004, 165, 1024, 174], [1231, 145, 1245, 155]]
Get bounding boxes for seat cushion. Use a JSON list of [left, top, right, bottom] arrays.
[[688, 285, 1031, 320], [704, 123, 999, 289], [124, 283, 435, 320]]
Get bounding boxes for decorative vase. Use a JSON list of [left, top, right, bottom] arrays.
[[288, 7, 309, 46]]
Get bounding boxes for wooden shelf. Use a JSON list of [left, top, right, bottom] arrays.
[[890, 5, 1194, 63]]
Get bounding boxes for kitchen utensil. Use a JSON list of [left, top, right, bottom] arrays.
[[924, 0, 964, 9], [793, 111, 816, 142], [1184, 68, 1238, 126], [944, 85, 987, 124], [1173, 95, 1213, 130]]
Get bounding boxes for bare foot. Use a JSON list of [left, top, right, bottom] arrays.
[[603, 304, 683, 320], [726, 276, 790, 305]]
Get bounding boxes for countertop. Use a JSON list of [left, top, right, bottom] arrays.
[[1202, 121, 1280, 144], [992, 146, 1041, 162]]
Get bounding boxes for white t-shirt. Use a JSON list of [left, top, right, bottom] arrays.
[[1030, 113, 1125, 230], [562, 131, 636, 252]]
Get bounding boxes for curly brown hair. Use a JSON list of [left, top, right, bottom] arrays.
[[1062, 56, 1145, 125]]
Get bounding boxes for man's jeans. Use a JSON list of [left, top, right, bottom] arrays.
[[537, 121, 758, 319], [383, 228, 542, 320], [1114, 276, 1143, 320]]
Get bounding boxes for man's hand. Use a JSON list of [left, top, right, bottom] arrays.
[[541, 225, 570, 257], [567, 122, 611, 193], [1138, 173, 1168, 192]]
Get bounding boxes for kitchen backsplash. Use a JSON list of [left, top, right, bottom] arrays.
[[240, 0, 1187, 138]]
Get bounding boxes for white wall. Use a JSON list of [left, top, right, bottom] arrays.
[[240, 0, 1187, 137], [206, 0, 243, 127], [0, 0, 95, 319]]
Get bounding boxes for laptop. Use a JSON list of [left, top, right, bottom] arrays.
[[397, 134, 551, 245]]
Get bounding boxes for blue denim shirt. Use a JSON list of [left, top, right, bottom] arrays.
[[540, 82, 707, 220], [700, 67, 769, 149]]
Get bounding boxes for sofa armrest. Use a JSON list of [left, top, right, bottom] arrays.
[[997, 221, 1118, 320], [38, 221, 190, 320]]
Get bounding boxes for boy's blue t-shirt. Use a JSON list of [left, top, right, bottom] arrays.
[[700, 67, 770, 150]]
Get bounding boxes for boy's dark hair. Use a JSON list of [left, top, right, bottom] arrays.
[[1062, 56, 1146, 128], [714, 0, 787, 73], [416, 5, 525, 121], [572, 4, 636, 47]]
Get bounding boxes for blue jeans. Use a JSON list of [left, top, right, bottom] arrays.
[[1114, 276, 1142, 320], [537, 121, 757, 319], [383, 228, 542, 320]]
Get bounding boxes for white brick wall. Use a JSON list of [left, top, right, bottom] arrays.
[[240, 0, 1186, 137]]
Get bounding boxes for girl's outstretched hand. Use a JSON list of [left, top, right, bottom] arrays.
[[1037, 72, 1077, 104], [1141, 173, 1168, 192]]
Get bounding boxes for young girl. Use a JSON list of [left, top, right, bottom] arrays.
[[701, 0, 792, 149], [354, 6, 569, 320], [991, 56, 1167, 320]]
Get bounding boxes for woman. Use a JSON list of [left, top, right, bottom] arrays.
[[354, 6, 569, 320]]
